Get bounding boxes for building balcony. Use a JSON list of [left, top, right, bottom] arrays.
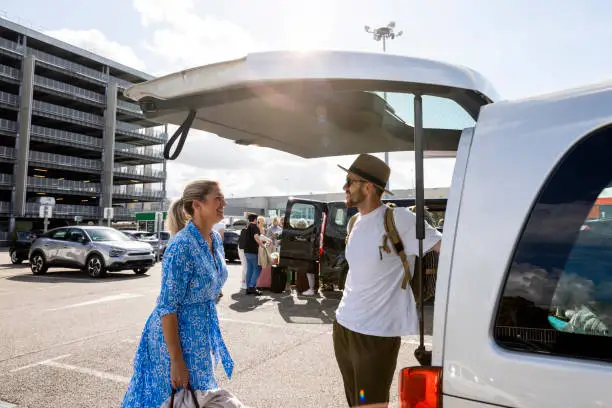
[[27, 176, 100, 195], [113, 186, 164, 201], [27, 47, 107, 84], [114, 165, 165, 182], [117, 99, 143, 115], [0, 201, 10, 214], [116, 121, 167, 144], [24, 202, 101, 218], [0, 146, 15, 162], [0, 37, 22, 57], [33, 99, 104, 128], [34, 75, 105, 106], [30, 125, 103, 151], [0, 173, 13, 188], [0, 118, 17, 137], [0, 90, 18, 109], [113, 206, 138, 220], [114, 142, 163, 163], [29, 150, 101, 173], [0, 63, 19, 82], [111, 77, 134, 90]]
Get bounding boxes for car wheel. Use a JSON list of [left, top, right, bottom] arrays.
[[10, 250, 22, 264], [86, 254, 107, 278], [133, 267, 149, 275], [30, 253, 48, 275]]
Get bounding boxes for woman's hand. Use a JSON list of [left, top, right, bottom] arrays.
[[170, 357, 190, 389]]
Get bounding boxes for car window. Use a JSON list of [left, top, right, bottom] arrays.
[[289, 203, 315, 229], [86, 228, 132, 242], [49, 229, 69, 240], [333, 207, 347, 227], [494, 125, 612, 362]]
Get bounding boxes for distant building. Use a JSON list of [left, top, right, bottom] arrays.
[[0, 17, 167, 239], [224, 187, 450, 217]]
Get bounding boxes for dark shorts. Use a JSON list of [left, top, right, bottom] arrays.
[[333, 321, 401, 407]]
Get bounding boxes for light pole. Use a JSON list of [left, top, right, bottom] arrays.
[[365, 22, 403, 191]]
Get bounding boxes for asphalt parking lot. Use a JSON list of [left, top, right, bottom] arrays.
[[0, 251, 431, 408]]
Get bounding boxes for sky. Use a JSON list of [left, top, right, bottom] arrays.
[[2, 0, 612, 200]]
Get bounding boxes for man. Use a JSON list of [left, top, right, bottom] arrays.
[[244, 213, 265, 295], [333, 154, 441, 407]]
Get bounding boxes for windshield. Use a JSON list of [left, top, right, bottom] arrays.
[[86, 228, 132, 242]]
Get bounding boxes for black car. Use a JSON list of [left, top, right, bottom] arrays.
[[277, 197, 447, 291], [223, 229, 240, 262], [9, 230, 41, 264]]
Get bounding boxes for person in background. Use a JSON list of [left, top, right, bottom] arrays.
[[121, 179, 233, 408], [267, 216, 283, 248], [244, 213, 265, 295], [238, 227, 248, 291]]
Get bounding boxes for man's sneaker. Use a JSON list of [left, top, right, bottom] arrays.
[[302, 288, 315, 296]]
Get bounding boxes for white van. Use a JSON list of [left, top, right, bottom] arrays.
[[126, 51, 612, 407]]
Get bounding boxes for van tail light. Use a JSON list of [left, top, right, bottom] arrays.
[[319, 212, 327, 257], [399, 366, 443, 408]]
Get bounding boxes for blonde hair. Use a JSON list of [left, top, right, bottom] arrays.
[[166, 179, 219, 236], [257, 216, 265, 226]]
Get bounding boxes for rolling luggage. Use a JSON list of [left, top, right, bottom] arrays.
[[270, 266, 287, 293]]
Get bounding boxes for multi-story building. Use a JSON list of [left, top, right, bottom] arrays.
[[0, 17, 167, 240]]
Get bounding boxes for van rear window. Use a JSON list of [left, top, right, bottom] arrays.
[[494, 125, 612, 362]]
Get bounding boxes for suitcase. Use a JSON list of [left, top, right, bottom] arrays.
[[256, 266, 272, 289], [270, 266, 287, 293]]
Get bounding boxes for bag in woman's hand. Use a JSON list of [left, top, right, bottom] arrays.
[[161, 385, 248, 408]]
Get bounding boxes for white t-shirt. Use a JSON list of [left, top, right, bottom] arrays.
[[335, 205, 442, 337]]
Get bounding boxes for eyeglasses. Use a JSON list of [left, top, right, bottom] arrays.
[[344, 178, 365, 187]]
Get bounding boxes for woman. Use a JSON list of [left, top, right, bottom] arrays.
[[121, 179, 233, 408]]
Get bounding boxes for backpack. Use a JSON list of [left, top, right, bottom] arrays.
[[346, 206, 424, 305]]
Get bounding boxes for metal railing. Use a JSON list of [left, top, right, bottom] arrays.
[[27, 48, 106, 82], [29, 150, 102, 170], [114, 142, 164, 159], [28, 177, 100, 193], [0, 202, 10, 214], [0, 174, 14, 185], [116, 121, 167, 141], [33, 100, 103, 127], [0, 37, 20, 54], [113, 206, 138, 217], [0, 231, 8, 241], [114, 165, 165, 179], [0, 146, 15, 159], [0, 91, 18, 107], [25, 202, 101, 217], [30, 125, 103, 148], [0, 64, 19, 80], [117, 99, 143, 115], [113, 186, 165, 199], [34, 75, 104, 104], [0, 118, 17, 133]]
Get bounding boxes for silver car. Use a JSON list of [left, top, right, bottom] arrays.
[[29, 226, 156, 278]]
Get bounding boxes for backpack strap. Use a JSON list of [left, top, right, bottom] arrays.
[[345, 213, 359, 245], [384, 207, 411, 289]]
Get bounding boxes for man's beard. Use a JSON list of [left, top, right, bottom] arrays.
[[346, 190, 364, 208]]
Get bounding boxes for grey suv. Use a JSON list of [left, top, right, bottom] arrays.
[[29, 226, 156, 278]]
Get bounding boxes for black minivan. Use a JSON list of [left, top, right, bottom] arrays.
[[277, 197, 446, 291]]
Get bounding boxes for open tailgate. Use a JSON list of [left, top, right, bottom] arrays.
[[124, 50, 498, 160]]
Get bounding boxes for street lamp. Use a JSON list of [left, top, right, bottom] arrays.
[[365, 22, 403, 191]]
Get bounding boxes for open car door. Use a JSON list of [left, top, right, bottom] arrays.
[[125, 49, 498, 376]]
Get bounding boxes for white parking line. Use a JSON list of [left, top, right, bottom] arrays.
[[10, 353, 130, 384], [45, 293, 144, 312], [0, 400, 17, 407], [44, 360, 130, 384], [10, 354, 71, 373]]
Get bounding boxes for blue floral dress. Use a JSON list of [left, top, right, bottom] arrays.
[[121, 221, 234, 408]]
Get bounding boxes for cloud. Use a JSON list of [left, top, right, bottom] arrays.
[[131, 0, 264, 74], [43, 29, 146, 71]]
